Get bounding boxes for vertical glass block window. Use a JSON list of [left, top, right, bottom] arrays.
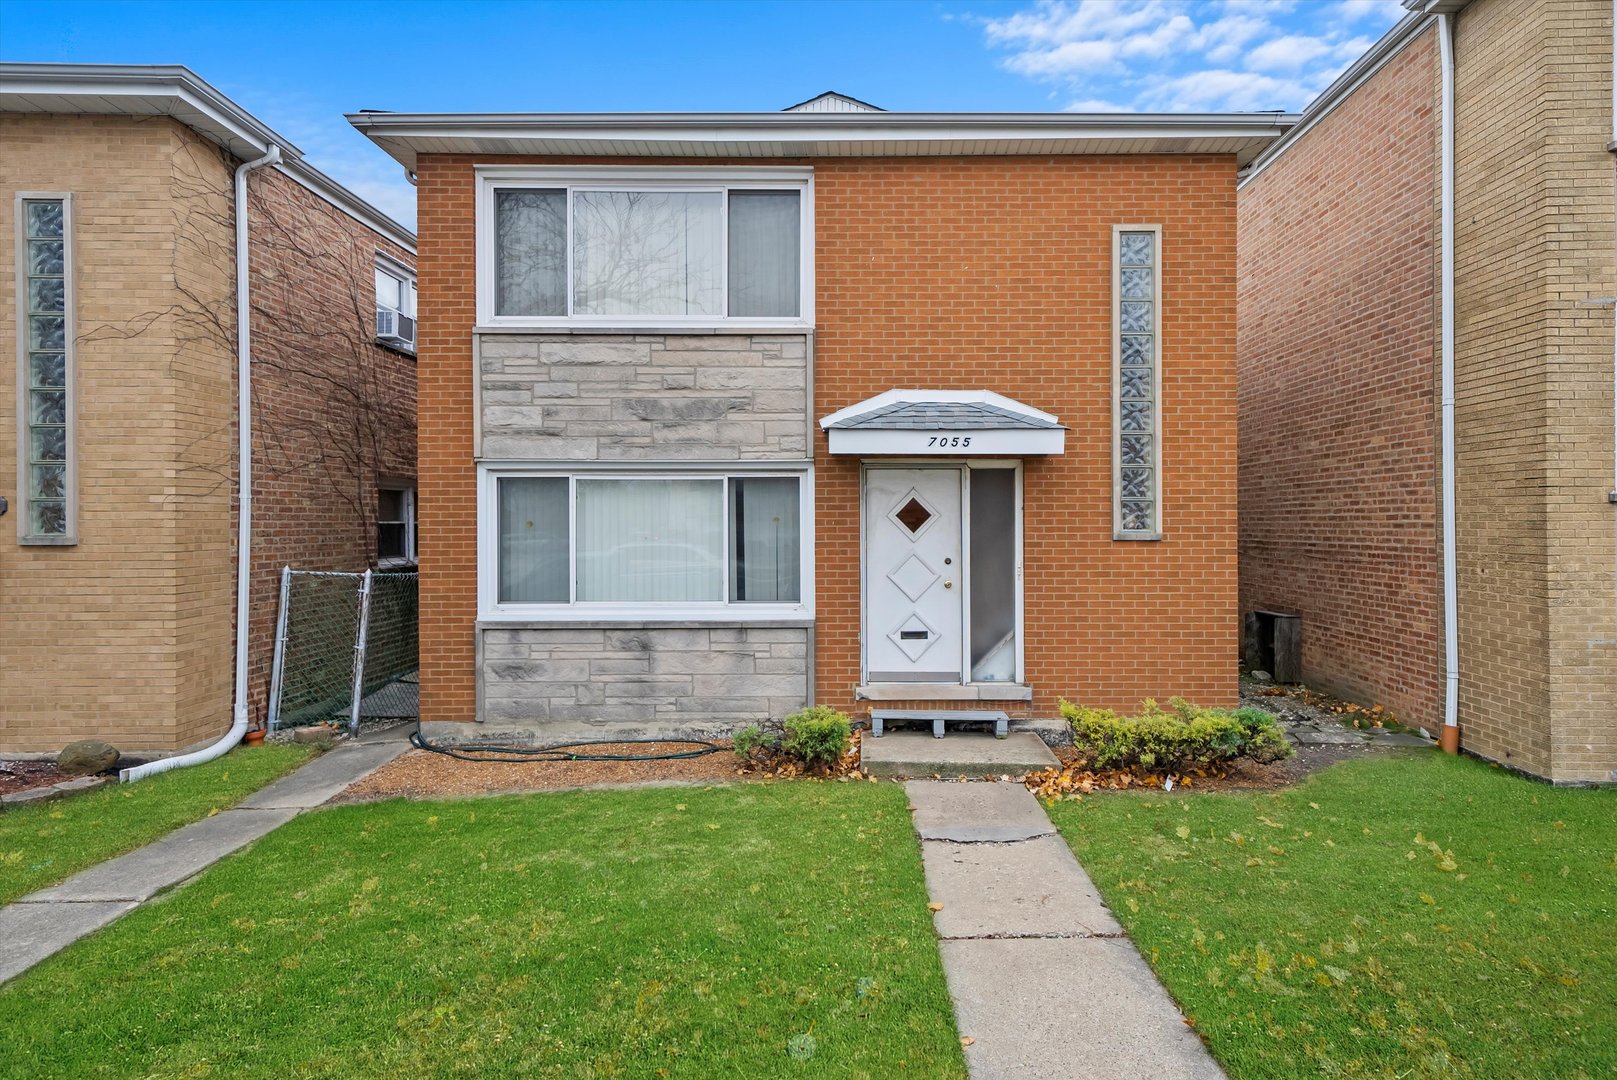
[[1116, 228, 1158, 537], [21, 198, 71, 539]]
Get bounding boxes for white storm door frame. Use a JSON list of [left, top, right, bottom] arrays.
[[858, 460, 1025, 687]]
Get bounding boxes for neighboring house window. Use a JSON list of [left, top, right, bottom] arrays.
[[16, 195, 73, 543], [377, 485, 416, 566], [374, 257, 417, 354], [483, 469, 810, 618], [477, 167, 812, 327], [1114, 226, 1161, 539]]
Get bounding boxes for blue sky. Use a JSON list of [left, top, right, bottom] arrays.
[[0, 0, 1406, 229]]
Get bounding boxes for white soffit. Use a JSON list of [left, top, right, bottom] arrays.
[[820, 389, 1066, 456], [346, 111, 1297, 171]]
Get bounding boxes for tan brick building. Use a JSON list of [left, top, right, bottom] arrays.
[[0, 65, 416, 755], [1238, 0, 1616, 783], [351, 94, 1290, 744]]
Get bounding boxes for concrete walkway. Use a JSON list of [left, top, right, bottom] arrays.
[[0, 728, 410, 985], [908, 780, 1225, 1080]]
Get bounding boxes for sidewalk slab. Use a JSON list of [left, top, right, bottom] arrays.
[[0, 900, 138, 984], [923, 834, 1123, 939], [941, 937, 1225, 1080], [238, 730, 410, 809], [2, 728, 414, 985], [864, 732, 1059, 779], [24, 808, 298, 903], [906, 780, 1054, 842]]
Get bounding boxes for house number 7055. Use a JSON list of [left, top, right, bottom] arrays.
[[926, 436, 972, 447]]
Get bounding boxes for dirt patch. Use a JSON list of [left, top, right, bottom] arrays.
[[334, 742, 746, 802], [0, 760, 63, 797]]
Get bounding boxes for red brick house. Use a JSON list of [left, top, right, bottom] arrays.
[[1238, 0, 1615, 783], [1, 64, 416, 756], [351, 93, 1290, 743]]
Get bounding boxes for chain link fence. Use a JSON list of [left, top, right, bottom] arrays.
[[268, 568, 418, 733]]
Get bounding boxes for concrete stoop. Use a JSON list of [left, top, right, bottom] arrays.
[[862, 731, 1060, 779]]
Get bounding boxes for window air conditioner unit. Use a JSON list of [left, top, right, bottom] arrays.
[[375, 307, 416, 352]]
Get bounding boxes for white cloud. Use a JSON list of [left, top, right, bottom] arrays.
[[1245, 33, 1335, 72], [978, 0, 1405, 114]]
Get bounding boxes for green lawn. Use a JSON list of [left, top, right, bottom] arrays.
[[0, 744, 314, 905], [1047, 752, 1617, 1080], [0, 782, 965, 1079]]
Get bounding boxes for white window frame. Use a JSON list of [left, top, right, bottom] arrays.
[[474, 165, 815, 330], [1112, 224, 1164, 541], [15, 192, 76, 546], [377, 483, 416, 567], [857, 459, 1025, 688], [374, 256, 416, 318], [477, 462, 816, 623]]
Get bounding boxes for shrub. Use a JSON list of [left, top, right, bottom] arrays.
[[731, 724, 779, 761], [1059, 698, 1293, 771], [781, 706, 852, 767]]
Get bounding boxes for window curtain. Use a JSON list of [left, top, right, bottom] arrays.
[[730, 477, 800, 602], [576, 479, 724, 601], [499, 477, 569, 602], [495, 189, 566, 316], [727, 191, 800, 318], [573, 191, 722, 318]]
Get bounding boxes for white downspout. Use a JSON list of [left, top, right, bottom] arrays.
[[1438, 12, 1461, 753], [122, 142, 282, 782]]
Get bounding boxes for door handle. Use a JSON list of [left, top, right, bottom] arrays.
[[943, 579, 953, 589]]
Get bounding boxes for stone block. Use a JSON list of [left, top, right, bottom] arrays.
[[538, 341, 650, 365]]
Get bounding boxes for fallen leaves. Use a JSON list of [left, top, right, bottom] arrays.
[[1024, 760, 1219, 801]]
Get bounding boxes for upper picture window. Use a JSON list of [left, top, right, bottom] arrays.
[[482, 169, 810, 326]]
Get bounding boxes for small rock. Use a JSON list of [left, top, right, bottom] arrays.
[[1250, 671, 1273, 684], [57, 739, 119, 776], [54, 775, 109, 792], [292, 726, 336, 746]]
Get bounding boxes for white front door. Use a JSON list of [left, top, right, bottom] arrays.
[[864, 466, 964, 682]]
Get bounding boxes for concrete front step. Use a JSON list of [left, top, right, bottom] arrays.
[[863, 731, 1060, 779]]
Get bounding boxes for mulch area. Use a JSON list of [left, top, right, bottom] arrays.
[[1026, 740, 1405, 799], [334, 742, 745, 802], [0, 761, 64, 797]]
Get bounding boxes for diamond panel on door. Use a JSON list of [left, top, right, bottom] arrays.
[[889, 488, 937, 538], [888, 613, 940, 661], [887, 554, 940, 602]]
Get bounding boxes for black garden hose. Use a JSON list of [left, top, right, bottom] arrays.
[[408, 725, 725, 764]]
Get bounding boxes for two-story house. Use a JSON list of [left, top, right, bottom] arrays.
[[351, 93, 1291, 744]]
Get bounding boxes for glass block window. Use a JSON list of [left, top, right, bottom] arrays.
[[1116, 228, 1159, 537], [20, 197, 72, 540]]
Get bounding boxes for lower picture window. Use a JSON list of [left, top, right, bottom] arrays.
[[494, 473, 804, 608]]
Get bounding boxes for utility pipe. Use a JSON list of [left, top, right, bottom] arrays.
[[122, 142, 282, 782], [1438, 12, 1460, 754]]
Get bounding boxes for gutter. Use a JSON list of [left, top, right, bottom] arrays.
[[1438, 12, 1460, 753], [122, 142, 283, 781]]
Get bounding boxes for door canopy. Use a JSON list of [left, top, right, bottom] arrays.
[[819, 389, 1066, 456]]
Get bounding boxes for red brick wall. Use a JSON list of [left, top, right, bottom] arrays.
[[813, 155, 1239, 716], [240, 167, 417, 724], [414, 153, 1240, 724], [1237, 32, 1442, 729]]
